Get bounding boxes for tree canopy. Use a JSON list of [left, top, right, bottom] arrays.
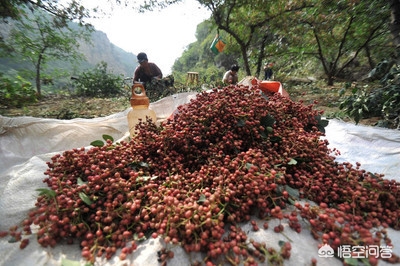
[[1, 0, 91, 25], [133, 0, 393, 85], [0, 0, 397, 86], [279, 0, 390, 85], [3, 8, 92, 95]]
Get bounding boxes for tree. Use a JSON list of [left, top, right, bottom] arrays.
[[194, 0, 284, 77], [73, 61, 124, 97], [138, 0, 393, 85], [390, 0, 400, 61], [1, 0, 91, 25], [4, 9, 91, 95], [173, 21, 231, 70], [277, 0, 391, 85], [137, 0, 312, 78]]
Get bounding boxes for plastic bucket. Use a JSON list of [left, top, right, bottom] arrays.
[[259, 81, 281, 93]]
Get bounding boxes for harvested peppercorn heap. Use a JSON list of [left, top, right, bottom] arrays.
[[1, 84, 399, 266]]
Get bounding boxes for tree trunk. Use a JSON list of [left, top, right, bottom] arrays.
[[326, 75, 334, 86], [364, 46, 375, 69], [390, 0, 400, 62], [255, 34, 269, 78], [240, 46, 251, 76], [325, 61, 336, 86], [36, 54, 43, 96]]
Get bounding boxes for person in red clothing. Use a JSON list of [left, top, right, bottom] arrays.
[[133, 52, 163, 83]]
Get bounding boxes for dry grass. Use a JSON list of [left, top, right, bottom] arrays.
[[0, 95, 129, 119]]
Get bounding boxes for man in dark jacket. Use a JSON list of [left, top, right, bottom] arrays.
[[133, 52, 163, 83], [263, 62, 274, 80]]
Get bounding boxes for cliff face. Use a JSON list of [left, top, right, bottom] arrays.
[[79, 30, 137, 77], [0, 22, 137, 78]]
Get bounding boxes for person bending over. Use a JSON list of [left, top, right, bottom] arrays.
[[222, 64, 240, 85]]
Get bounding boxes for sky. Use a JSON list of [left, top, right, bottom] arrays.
[[86, 0, 211, 75]]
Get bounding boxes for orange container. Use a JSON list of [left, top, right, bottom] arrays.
[[259, 81, 281, 93], [127, 83, 157, 136]]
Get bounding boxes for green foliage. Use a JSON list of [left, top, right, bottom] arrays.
[[277, 0, 391, 85], [0, 24, 135, 94], [36, 188, 56, 199], [0, 0, 93, 27], [170, 0, 391, 87], [90, 135, 122, 152], [0, 73, 37, 108], [375, 66, 400, 128], [339, 65, 400, 128], [74, 62, 124, 97], [0, 0, 22, 20], [90, 134, 115, 147], [172, 21, 241, 85], [2, 8, 91, 96], [381, 86, 400, 127], [339, 83, 372, 124]]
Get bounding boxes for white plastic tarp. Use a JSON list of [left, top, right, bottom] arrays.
[[0, 92, 400, 266]]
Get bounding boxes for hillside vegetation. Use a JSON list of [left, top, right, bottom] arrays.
[[0, 27, 136, 77], [0, 15, 136, 96]]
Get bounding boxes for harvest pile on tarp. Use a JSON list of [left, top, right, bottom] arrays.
[[0, 84, 400, 266]]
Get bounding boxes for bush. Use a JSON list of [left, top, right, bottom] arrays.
[[73, 62, 124, 97], [0, 73, 37, 108], [339, 65, 400, 129]]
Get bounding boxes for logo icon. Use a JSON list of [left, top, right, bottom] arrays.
[[318, 244, 334, 258]]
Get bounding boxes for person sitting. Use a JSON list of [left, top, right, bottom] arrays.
[[133, 52, 163, 84], [132, 52, 176, 102], [222, 64, 240, 85]]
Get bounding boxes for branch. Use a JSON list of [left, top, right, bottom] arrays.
[[332, 16, 355, 73], [310, 22, 330, 75], [338, 20, 389, 74], [25, 0, 91, 25]]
